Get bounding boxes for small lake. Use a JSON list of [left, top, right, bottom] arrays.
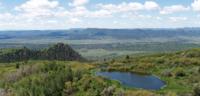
[[96, 71, 165, 90]]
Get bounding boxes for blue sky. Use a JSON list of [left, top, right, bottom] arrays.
[[0, 0, 200, 30]]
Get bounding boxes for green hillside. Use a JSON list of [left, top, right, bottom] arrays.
[[0, 43, 84, 62], [0, 46, 200, 96]]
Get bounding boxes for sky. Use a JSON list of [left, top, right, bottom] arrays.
[[0, 0, 200, 30]]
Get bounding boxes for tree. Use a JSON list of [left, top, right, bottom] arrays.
[[126, 55, 130, 60], [103, 58, 106, 62], [16, 63, 20, 69]]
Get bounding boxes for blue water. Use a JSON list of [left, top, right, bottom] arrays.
[[96, 71, 165, 90]]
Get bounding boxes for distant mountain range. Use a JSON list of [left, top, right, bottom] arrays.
[[0, 28, 200, 59], [0, 28, 200, 40]]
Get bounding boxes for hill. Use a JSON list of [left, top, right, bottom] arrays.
[[1, 28, 200, 40], [0, 43, 84, 62]]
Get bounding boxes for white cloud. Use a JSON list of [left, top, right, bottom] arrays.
[[70, 0, 89, 7], [67, 0, 112, 19], [14, 0, 63, 20], [87, 10, 112, 18], [144, 1, 160, 10], [98, 1, 159, 13], [15, 0, 59, 12], [192, 0, 200, 11], [68, 18, 82, 24], [0, 13, 14, 20], [2, 0, 111, 23], [0, 0, 196, 29], [0, 0, 70, 29], [70, 6, 89, 17], [155, 16, 162, 20], [113, 21, 118, 24], [120, 12, 153, 20], [160, 5, 189, 14], [59, 5, 112, 18], [169, 17, 187, 22], [98, 2, 143, 13]]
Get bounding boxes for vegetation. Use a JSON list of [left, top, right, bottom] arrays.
[[0, 61, 125, 96], [0, 43, 200, 96], [100, 48, 200, 95], [0, 43, 84, 62]]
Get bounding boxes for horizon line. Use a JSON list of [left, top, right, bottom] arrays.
[[0, 27, 200, 31]]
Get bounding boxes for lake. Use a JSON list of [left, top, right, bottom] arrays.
[[96, 71, 165, 90]]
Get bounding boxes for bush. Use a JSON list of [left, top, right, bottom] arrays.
[[62, 81, 77, 96], [194, 83, 200, 96], [3, 64, 39, 83], [161, 70, 173, 77], [174, 67, 186, 77], [77, 75, 108, 96], [101, 86, 115, 96], [125, 90, 156, 96], [15, 63, 20, 69], [11, 63, 73, 96], [73, 70, 84, 81]]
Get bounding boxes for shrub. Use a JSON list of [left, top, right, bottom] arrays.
[[165, 92, 177, 96], [111, 59, 115, 64], [194, 83, 200, 96], [174, 67, 186, 77], [15, 63, 20, 69], [77, 75, 108, 96], [3, 64, 39, 83], [161, 70, 173, 77], [198, 67, 200, 73], [62, 81, 77, 96], [73, 70, 84, 81], [125, 90, 156, 96], [101, 86, 115, 96], [11, 63, 73, 96]]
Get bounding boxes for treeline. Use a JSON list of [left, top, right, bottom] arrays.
[[0, 43, 84, 62]]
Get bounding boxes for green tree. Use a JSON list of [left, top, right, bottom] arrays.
[[126, 55, 130, 60], [16, 63, 20, 69]]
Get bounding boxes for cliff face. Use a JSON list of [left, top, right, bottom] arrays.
[[0, 43, 84, 62]]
